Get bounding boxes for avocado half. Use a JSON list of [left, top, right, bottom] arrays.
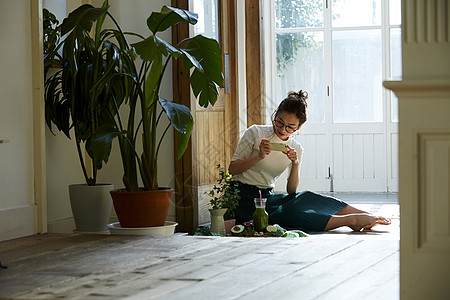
[[230, 225, 245, 234]]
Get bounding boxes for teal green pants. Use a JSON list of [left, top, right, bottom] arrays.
[[232, 181, 347, 232]]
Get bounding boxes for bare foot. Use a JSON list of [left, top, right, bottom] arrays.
[[348, 214, 390, 231], [362, 216, 391, 230]]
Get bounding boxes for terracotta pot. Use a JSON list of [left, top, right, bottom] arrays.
[[110, 188, 173, 228]]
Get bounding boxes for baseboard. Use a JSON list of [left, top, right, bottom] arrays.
[[47, 215, 123, 233], [47, 218, 75, 234], [47, 214, 175, 233], [0, 205, 37, 241]]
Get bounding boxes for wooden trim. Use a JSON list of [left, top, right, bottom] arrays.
[[172, 0, 196, 234], [32, 0, 47, 233], [172, 0, 241, 233], [226, 0, 239, 163], [384, 79, 450, 96], [245, 0, 264, 126]]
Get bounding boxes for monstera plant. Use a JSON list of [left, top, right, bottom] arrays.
[[78, 3, 224, 228]]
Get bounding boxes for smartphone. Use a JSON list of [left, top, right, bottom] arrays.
[[269, 142, 288, 152]]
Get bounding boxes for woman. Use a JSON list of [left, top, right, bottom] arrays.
[[229, 90, 391, 232]]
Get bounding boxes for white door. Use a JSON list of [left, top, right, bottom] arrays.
[[0, 0, 42, 241], [265, 0, 400, 193]]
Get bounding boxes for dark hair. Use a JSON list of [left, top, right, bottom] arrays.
[[272, 90, 308, 126]]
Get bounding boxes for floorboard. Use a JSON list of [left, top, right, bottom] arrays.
[[0, 203, 399, 300]]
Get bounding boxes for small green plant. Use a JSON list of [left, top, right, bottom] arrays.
[[43, 8, 62, 75], [207, 165, 240, 220]]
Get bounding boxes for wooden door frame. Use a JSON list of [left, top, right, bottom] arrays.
[[172, 0, 193, 233], [172, 0, 245, 233], [33, 0, 47, 234], [245, 0, 265, 126], [172, 0, 263, 233]]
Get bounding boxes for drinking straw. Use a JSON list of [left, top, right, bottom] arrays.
[[259, 190, 262, 207]]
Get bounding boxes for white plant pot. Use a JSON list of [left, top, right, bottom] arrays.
[[69, 184, 113, 233], [209, 208, 227, 235]]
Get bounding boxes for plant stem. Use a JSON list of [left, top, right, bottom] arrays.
[[91, 157, 97, 185], [76, 139, 90, 185], [155, 123, 171, 162], [106, 12, 130, 50]]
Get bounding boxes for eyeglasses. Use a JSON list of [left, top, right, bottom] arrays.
[[273, 119, 298, 133]]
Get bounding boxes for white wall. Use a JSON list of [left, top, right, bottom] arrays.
[[44, 0, 176, 232], [0, 0, 37, 240]]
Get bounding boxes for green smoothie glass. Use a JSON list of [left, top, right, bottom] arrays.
[[253, 198, 269, 232]]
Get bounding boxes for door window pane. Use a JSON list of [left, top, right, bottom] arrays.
[[275, 32, 325, 123], [332, 0, 381, 27], [191, 0, 219, 41], [390, 28, 402, 78], [333, 30, 382, 123], [389, 0, 402, 25], [390, 28, 402, 122], [275, 0, 323, 29]]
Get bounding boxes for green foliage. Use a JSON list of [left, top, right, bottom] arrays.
[[44, 2, 223, 191], [84, 3, 223, 191], [206, 165, 240, 220], [275, 0, 322, 75], [43, 8, 62, 75], [43, 1, 131, 185]]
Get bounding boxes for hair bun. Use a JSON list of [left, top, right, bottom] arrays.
[[288, 90, 308, 101]]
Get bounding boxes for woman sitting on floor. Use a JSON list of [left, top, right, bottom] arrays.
[[229, 90, 391, 232]]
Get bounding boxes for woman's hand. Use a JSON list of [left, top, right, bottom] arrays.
[[259, 139, 271, 158], [285, 145, 300, 194], [229, 139, 270, 175], [284, 145, 299, 164]]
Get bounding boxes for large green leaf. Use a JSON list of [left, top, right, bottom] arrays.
[[132, 35, 181, 62], [147, 6, 198, 34], [86, 125, 122, 167], [184, 35, 223, 83], [159, 97, 193, 134], [176, 120, 193, 160], [144, 54, 162, 108], [154, 35, 181, 58], [183, 35, 223, 107], [191, 69, 221, 107], [179, 49, 202, 71], [131, 36, 157, 61], [95, 0, 110, 43], [44, 72, 71, 139], [61, 4, 108, 36]]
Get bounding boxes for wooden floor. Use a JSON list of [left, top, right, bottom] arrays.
[[0, 204, 399, 300]]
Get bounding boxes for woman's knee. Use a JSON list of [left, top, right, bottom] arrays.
[[300, 190, 316, 197]]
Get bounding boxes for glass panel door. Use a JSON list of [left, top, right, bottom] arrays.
[[275, 32, 325, 123], [333, 29, 382, 123], [332, 0, 381, 27], [269, 0, 400, 192]]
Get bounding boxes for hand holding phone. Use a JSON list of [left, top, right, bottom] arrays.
[[269, 142, 288, 152]]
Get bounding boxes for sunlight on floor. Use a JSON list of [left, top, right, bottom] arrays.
[[311, 201, 400, 240]]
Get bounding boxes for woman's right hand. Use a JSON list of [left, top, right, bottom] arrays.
[[259, 139, 271, 158]]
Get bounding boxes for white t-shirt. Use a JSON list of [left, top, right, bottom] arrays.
[[231, 125, 304, 189]]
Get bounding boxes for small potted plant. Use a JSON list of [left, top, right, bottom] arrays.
[[206, 165, 240, 235]]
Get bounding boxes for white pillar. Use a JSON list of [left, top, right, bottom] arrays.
[[384, 1, 450, 299]]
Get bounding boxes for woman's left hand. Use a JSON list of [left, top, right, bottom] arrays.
[[283, 145, 299, 164]]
